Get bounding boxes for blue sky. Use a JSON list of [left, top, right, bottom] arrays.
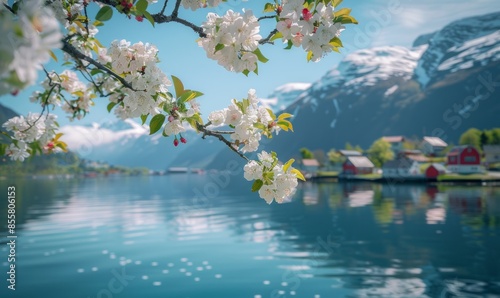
[[1, 0, 499, 126]]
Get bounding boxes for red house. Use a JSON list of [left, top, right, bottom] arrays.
[[342, 156, 374, 176], [446, 145, 483, 173], [425, 163, 447, 178]]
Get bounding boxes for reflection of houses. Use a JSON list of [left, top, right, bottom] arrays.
[[425, 163, 447, 179], [447, 188, 483, 215], [342, 156, 375, 176], [484, 145, 500, 165], [421, 137, 448, 156], [446, 145, 483, 173], [382, 157, 421, 178], [382, 136, 405, 153]]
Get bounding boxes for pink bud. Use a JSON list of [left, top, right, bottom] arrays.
[[180, 137, 187, 144], [302, 8, 313, 21], [136, 15, 144, 22], [173, 138, 179, 147]]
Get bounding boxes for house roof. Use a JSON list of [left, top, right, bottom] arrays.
[[423, 136, 448, 147], [447, 145, 478, 156], [428, 163, 447, 172], [339, 150, 362, 156], [407, 154, 429, 163], [346, 156, 374, 168], [302, 159, 320, 167], [382, 157, 415, 169], [484, 145, 500, 154], [382, 136, 404, 143]]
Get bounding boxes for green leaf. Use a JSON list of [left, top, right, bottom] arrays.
[[266, 108, 276, 121], [95, 6, 113, 22], [332, 0, 343, 7], [277, 120, 294, 132], [178, 90, 203, 104], [306, 50, 313, 62], [140, 114, 148, 125], [284, 40, 293, 50], [0, 144, 7, 156], [107, 102, 117, 113], [333, 7, 351, 17], [339, 15, 358, 24], [242, 69, 250, 76], [143, 11, 155, 27], [253, 48, 268, 63], [329, 36, 343, 47], [263, 3, 275, 12], [214, 43, 225, 53], [171, 75, 185, 98], [253, 123, 268, 131], [149, 114, 166, 135], [135, 0, 148, 13], [49, 50, 58, 62], [278, 113, 293, 120], [270, 31, 283, 42], [252, 179, 264, 192], [90, 68, 103, 76], [283, 158, 295, 172], [291, 169, 306, 181]]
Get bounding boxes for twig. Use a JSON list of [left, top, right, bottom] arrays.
[[258, 15, 276, 21], [61, 40, 144, 92], [196, 123, 249, 161], [152, 13, 206, 37], [3, 3, 15, 14], [171, 0, 181, 17], [259, 29, 278, 45], [160, 0, 169, 15]]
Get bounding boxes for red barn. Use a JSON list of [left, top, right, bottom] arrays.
[[425, 163, 447, 178], [342, 156, 374, 176], [446, 145, 483, 173]]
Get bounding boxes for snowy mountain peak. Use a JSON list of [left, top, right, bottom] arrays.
[[313, 45, 427, 93], [260, 82, 311, 112], [415, 11, 500, 87]]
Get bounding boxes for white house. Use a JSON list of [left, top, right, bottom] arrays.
[[382, 157, 421, 178], [484, 145, 500, 165], [421, 136, 448, 156], [382, 136, 405, 154]]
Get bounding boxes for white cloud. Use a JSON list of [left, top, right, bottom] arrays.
[[59, 119, 147, 151]]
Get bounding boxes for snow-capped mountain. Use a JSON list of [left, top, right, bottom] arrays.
[[312, 46, 427, 94], [415, 11, 500, 87], [195, 11, 500, 170], [60, 119, 197, 170], [259, 82, 311, 112]]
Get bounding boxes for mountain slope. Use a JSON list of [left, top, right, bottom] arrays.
[[415, 11, 500, 87], [197, 12, 500, 169]]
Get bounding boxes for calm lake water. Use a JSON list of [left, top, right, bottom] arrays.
[[1, 175, 500, 298]]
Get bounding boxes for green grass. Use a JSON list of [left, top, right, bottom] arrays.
[[356, 173, 382, 180], [437, 173, 497, 181], [316, 171, 338, 177]]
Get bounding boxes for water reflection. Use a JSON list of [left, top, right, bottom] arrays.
[[0, 177, 499, 297]]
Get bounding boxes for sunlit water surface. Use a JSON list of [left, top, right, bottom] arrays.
[[1, 175, 499, 297]]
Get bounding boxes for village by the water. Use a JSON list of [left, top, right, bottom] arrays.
[[297, 133, 500, 184]]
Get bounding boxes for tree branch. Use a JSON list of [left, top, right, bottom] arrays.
[[61, 40, 143, 92], [259, 29, 278, 45], [160, 0, 169, 15], [196, 123, 249, 162], [151, 13, 206, 37], [258, 15, 276, 21], [171, 0, 181, 18]]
